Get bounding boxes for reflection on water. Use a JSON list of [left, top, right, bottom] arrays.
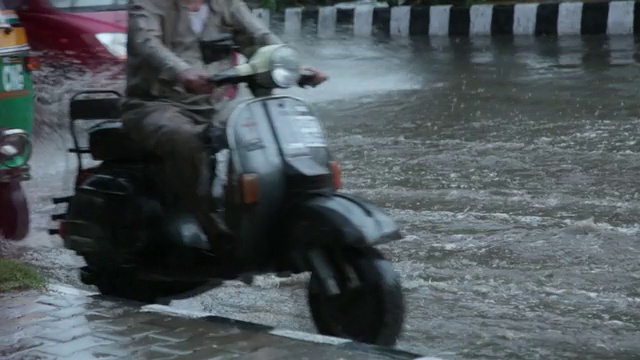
[[24, 36, 640, 359]]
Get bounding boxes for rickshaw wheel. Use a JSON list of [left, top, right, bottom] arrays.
[[0, 181, 30, 240]]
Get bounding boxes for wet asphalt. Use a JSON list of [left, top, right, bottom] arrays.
[[10, 34, 640, 359]]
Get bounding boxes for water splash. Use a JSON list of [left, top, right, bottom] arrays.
[[31, 59, 124, 140]]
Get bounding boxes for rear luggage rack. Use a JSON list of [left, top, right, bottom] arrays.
[[49, 89, 123, 238]]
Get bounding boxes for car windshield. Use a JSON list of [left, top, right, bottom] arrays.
[[49, 0, 127, 11]]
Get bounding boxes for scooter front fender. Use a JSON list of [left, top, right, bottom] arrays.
[[291, 193, 402, 248]]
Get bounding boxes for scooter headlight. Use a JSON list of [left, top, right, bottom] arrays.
[[0, 129, 31, 168], [269, 45, 301, 88]]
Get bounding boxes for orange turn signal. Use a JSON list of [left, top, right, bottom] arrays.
[[24, 55, 39, 71], [329, 161, 342, 189], [240, 173, 259, 204]]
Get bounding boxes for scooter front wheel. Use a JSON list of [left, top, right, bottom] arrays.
[[307, 247, 405, 346]]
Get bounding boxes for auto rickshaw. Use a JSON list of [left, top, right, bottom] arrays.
[[0, 3, 37, 240]]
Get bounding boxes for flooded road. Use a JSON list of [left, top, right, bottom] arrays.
[[13, 34, 640, 359]]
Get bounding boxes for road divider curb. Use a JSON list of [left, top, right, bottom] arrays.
[[252, 1, 638, 37], [48, 283, 98, 297], [49, 284, 433, 359]]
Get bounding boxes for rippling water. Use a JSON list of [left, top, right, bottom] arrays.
[[15, 36, 640, 359]]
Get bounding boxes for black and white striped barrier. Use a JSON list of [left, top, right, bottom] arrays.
[[252, 1, 638, 36]]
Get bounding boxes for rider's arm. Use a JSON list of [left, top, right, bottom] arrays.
[[127, 0, 191, 81], [227, 0, 283, 57]]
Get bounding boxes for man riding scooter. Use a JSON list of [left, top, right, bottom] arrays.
[[52, 0, 406, 343], [122, 0, 327, 242]]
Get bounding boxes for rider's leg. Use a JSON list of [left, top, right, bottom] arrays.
[[122, 104, 222, 241]]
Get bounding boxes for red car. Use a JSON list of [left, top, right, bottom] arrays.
[[9, 0, 127, 69]]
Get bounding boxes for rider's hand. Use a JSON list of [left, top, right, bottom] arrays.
[[299, 67, 328, 88], [178, 68, 216, 94]]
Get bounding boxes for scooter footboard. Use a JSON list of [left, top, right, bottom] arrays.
[[290, 193, 402, 248]]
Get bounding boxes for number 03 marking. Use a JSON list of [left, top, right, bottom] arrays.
[[1, 64, 25, 92]]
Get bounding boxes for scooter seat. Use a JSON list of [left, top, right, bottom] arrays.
[[88, 122, 158, 162]]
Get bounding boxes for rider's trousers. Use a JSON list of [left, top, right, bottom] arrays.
[[121, 100, 223, 241]]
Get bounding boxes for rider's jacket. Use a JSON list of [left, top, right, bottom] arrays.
[[125, 0, 281, 114]]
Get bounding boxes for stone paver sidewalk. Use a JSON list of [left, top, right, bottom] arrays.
[[0, 286, 430, 360]]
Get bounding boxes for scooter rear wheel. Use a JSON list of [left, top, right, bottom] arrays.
[[80, 255, 209, 304], [307, 248, 405, 346], [66, 185, 211, 304], [0, 181, 29, 241]]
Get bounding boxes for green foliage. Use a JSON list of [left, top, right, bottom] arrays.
[[0, 258, 46, 292], [258, 0, 278, 10]]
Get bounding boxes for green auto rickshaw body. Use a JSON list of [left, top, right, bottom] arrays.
[[0, 7, 35, 240]]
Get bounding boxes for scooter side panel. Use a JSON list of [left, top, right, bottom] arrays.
[[262, 97, 333, 176], [226, 100, 287, 265], [226, 100, 284, 174]]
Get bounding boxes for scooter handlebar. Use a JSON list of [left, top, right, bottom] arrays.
[[209, 69, 244, 87], [209, 68, 327, 88], [298, 69, 316, 88], [298, 68, 329, 88]]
